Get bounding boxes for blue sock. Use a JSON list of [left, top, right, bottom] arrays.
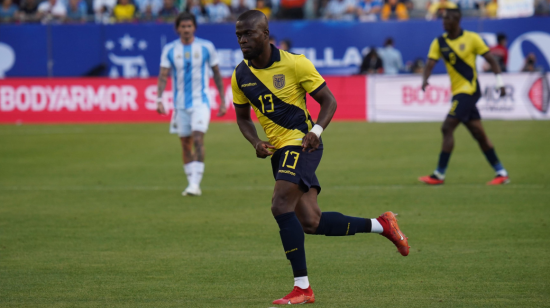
[[436, 152, 451, 175], [483, 148, 504, 172], [275, 212, 307, 277], [315, 212, 370, 236]]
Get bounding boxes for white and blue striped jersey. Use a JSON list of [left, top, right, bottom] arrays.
[[160, 37, 219, 110]]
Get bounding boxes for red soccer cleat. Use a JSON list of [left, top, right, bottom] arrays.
[[418, 174, 444, 185], [272, 286, 315, 305], [378, 211, 409, 256], [487, 175, 510, 185]]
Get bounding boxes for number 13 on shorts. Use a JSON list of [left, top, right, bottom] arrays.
[[282, 151, 300, 169]]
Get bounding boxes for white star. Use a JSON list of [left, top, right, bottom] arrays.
[[119, 34, 135, 51], [138, 40, 148, 50], [105, 40, 115, 50]]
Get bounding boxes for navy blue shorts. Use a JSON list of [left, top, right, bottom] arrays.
[[448, 93, 482, 123], [271, 145, 322, 194]]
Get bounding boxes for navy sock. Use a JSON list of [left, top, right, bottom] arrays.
[[275, 212, 307, 277], [315, 212, 370, 236], [483, 148, 504, 172], [436, 151, 451, 174]]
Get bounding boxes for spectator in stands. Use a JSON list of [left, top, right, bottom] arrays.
[[205, 0, 230, 22], [278, 0, 306, 19], [381, 0, 408, 20], [93, 0, 116, 23], [408, 58, 425, 74], [185, 0, 207, 23], [487, 33, 508, 72], [324, 0, 356, 20], [231, 0, 253, 14], [356, 0, 382, 21], [113, 0, 135, 22], [37, 0, 67, 21], [158, 0, 178, 19], [255, 0, 271, 18], [483, 0, 497, 18], [378, 37, 403, 74], [66, 0, 87, 21], [522, 53, 539, 72], [135, 0, 162, 17], [535, 0, 550, 15], [231, 0, 249, 17], [279, 38, 292, 51], [0, 0, 18, 21], [17, 0, 38, 21], [425, 0, 456, 20], [359, 47, 383, 74]]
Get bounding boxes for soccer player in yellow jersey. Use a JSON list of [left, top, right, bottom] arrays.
[[232, 10, 409, 305], [419, 8, 510, 186]]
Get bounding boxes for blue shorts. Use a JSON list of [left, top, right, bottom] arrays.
[[271, 145, 322, 194], [448, 92, 481, 123]]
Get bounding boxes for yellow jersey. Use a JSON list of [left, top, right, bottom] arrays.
[[428, 30, 490, 96], [232, 45, 326, 149]]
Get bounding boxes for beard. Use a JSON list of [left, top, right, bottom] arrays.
[[242, 44, 264, 60]]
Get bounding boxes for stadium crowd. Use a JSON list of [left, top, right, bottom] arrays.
[[0, 0, 548, 23]]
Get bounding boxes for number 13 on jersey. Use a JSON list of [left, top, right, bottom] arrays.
[[258, 94, 274, 113]]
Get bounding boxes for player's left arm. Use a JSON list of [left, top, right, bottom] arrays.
[[304, 87, 337, 151], [296, 55, 337, 153], [211, 65, 227, 117], [482, 52, 506, 97], [475, 34, 506, 97], [208, 43, 227, 117]]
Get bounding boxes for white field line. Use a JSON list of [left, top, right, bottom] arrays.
[[0, 184, 545, 192]]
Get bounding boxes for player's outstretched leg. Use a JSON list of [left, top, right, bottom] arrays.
[[271, 181, 315, 305], [465, 120, 510, 185], [419, 117, 460, 185], [295, 190, 409, 256]]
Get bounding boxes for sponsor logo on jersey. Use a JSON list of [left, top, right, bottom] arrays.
[[241, 82, 257, 88]]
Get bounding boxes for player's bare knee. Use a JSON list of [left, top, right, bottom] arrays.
[[271, 194, 295, 216], [301, 216, 320, 234]]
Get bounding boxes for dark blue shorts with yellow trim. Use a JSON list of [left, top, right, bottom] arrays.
[[271, 145, 322, 194], [448, 93, 482, 123]]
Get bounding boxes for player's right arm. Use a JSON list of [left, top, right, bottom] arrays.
[[156, 67, 170, 114], [157, 45, 172, 115], [422, 39, 440, 92], [232, 70, 274, 158]]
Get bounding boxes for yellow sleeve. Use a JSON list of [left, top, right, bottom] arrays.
[[295, 55, 326, 95], [472, 33, 490, 55], [231, 69, 249, 108], [427, 38, 441, 61]]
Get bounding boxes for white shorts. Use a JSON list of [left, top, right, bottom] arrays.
[[169, 104, 211, 137]]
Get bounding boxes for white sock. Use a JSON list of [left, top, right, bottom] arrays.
[[294, 276, 309, 289], [371, 219, 383, 233], [183, 163, 193, 186], [497, 169, 508, 177], [192, 161, 205, 187], [433, 170, 445, 180]]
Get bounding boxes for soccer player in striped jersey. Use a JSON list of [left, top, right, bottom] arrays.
[[419, 8, 510, 185], [156, 12, 227, 196], [232, 10, 409, 305]]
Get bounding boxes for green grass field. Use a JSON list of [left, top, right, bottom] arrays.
[[1, 121, 549, 307]]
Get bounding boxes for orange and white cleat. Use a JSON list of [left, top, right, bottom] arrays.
[[379, 211, 409, 256], [272, 286, 315, 305], [487, 175, 510, 185], [418, 174, 444, 185]]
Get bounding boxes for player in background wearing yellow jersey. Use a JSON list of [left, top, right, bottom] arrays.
[[232, 10, 409, 305], [419, 8, 510, 186]]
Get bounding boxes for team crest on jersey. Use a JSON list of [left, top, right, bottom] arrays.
[[185, 52, 190, 59], [459, 44, 465, 51], [273, 74, 285, 89]]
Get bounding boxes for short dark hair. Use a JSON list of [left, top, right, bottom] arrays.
[[497, 33, 507, 43], [446, 8, 461, 17], [175, 12, 196, 29], [384, 37, 394, 47]]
